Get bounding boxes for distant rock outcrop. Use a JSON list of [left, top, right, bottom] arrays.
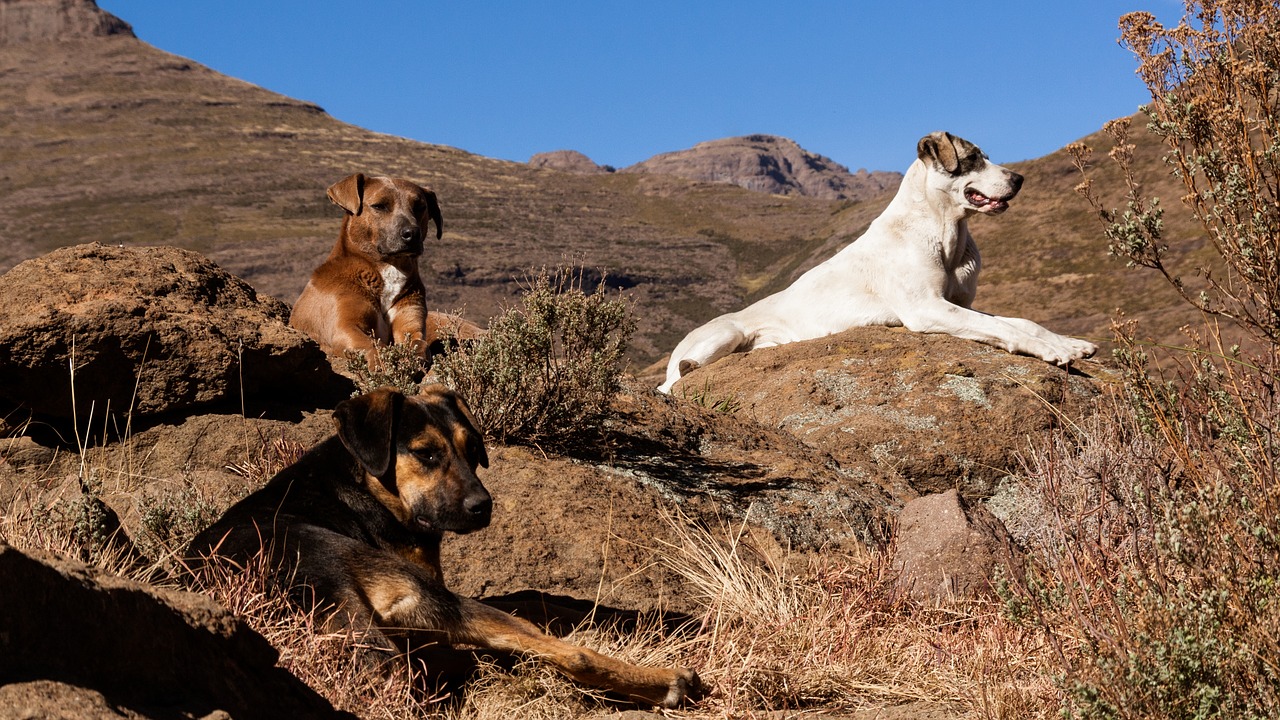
[[0, 242, 352, 423], [529, 149, 613, 174], [622, 135, 901, 201], [0, 0, 133, 45]]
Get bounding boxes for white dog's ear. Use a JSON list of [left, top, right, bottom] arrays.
[[327, 173, 367, 216], [917, 132, 960, 173]]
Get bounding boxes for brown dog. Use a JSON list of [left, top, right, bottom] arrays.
[[290, 173, 444, 361], [185, 387, 699, 708]]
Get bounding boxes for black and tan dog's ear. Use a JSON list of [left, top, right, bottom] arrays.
[[327, 173, 367, 216], [334, 387, 403, 477], [449, 391, 489, 469], [917, 132, 960, 173], [422, 188, 444, 240]]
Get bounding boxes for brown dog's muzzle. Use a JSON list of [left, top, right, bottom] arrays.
[[378, 223, 424, 257]]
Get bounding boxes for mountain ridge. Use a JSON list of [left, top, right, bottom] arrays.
[[530, 135, 902, 203]]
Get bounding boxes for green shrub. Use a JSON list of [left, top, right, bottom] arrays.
[[343, 336, 430, 397], [431, 267, 635, 447], [136, 483, 223, 561]]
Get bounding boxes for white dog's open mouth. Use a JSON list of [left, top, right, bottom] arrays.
[[965, 188, 1011, 213]]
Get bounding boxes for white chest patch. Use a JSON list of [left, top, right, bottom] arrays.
[[380, 265, 409, 314]]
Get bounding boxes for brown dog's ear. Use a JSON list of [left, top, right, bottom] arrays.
[[334, 387, 403, 477], [917, 132, 960, 173], [423, 188, 444, 240], [327, 173, 367, 216]]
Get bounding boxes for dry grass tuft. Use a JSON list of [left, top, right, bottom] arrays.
[[655, 510, 1060, 719], [189, 554, 449, 719]]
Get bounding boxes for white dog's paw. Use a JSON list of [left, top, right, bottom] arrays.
[[1067, 337, 1099, 360], [1036, 336, 1097, 366]]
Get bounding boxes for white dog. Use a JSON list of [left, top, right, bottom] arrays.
[[658, 131, 1097, 394]]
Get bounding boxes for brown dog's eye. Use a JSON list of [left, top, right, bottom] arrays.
[[370, 202, 390, 212]]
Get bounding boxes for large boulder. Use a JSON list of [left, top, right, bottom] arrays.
[[0, 243, 352, 423], [0, 542, 351, 719], [664, 326, 1110, 496]]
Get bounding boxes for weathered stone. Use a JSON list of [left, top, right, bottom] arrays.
[[891, 489, 1025, 603], [0, 243, 352, 422], [666, 326, 1111, 497]]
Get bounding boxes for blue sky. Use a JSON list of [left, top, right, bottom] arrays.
[[97, 2, 1179, 173]]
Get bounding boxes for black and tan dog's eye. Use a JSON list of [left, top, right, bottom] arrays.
[[414, 449, 440, 465]]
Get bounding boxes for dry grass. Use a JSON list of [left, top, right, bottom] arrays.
[[654, 511, 1060, 719], [189, 554, 450, 720]]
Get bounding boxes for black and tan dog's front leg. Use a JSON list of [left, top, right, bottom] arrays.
[[451, 597, 700, 708]]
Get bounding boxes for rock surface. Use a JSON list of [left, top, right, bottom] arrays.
[[891, 489, 1025, 603], [664, 325, 1110, 497], [0, 242, 352, 423], [622, 134, 902, 201], [0, 542, 350, 719]]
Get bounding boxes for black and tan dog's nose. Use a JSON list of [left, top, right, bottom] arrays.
[[465, 492, 492, 519]]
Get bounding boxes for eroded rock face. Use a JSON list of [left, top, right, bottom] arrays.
[[0, 242, 351, 422], [665, 326, 1110, 497], [529, 149, 612, 174], [0, 0, 132, 46], [890, 489, 1025, 603], [622, 135, 901, 201], [0, 542, 350, 719]]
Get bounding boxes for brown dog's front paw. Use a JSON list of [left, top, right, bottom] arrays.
[[659, 668, 702, 708]]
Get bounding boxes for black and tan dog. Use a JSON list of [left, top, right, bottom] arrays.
[[185, 386, 698, 708]]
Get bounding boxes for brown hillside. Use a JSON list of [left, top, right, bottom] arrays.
[[0, 0, 1210, 365]]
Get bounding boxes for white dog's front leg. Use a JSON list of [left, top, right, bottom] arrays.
[[898, 302, 1095, 366], [994, 316, 1098, 360]]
